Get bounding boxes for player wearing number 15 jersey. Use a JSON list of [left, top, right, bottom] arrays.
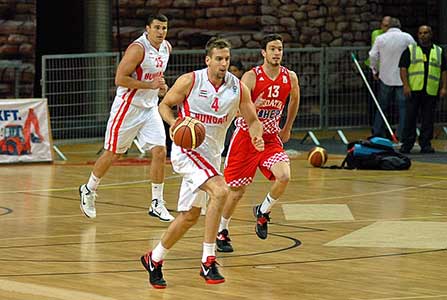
[[218, 34, 301, 253], [79, 14, 175, 222]]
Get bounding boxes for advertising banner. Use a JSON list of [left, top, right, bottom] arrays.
[[0, 98, 53, 163]]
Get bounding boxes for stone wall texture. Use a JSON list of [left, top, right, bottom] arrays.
[[115, 0, 382, 49], [113, 0, 440, 50], [0, 0, 35, 98], [0, 0, 442, 98]]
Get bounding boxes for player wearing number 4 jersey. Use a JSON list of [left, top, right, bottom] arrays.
[[217, 34, 300, 253], [79, 14, 174, 222], [140, 37, 263, 288]]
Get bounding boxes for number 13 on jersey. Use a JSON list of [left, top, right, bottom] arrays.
[[267, 85, 280, 98]]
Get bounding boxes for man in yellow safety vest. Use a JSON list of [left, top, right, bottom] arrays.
[[399, 25, 447, 153]]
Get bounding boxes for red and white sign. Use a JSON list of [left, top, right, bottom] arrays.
[[0, 98, 53, 163]]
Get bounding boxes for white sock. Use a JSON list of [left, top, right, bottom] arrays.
[[152, 183, 164, 202], [218, 217, 231, 232], [151, 242, 169, 262], [87, 173, 101, 191], [260, 193, 278, 214], [202, 243, 216, 263]]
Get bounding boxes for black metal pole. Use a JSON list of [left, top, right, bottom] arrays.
[[115, 0, 122, 60]]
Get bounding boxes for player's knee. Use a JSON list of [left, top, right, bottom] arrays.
[[213, 185, 229, 202], [113, 153, 123, 160], [151, 146, 167, 159], [275, 172, 290, 184], [230, 187, 245, 201], [180, 210, 200, 227], [184, 215, 200, 227], [105, 151, 122, 162]]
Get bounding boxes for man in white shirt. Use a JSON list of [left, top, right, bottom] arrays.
[[369, 17, 415, 139]]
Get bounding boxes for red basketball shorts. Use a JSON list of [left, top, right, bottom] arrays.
[[224, 128, 289, 187]]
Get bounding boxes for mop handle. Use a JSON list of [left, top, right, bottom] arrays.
[[351, 53, 398, 143]]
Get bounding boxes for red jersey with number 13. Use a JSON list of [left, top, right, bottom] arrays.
[[235, 65, 291, 135]]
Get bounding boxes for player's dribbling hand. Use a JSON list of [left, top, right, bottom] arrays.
[[252, 136, 264, 152]]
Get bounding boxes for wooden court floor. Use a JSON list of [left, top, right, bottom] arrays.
[[1, 140, 446, 300]]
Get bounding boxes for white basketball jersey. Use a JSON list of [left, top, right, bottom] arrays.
[[175, 68, 241, 161], [116, 32, 171, 108]]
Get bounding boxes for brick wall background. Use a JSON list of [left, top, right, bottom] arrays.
[[0, 0, 442, 98], [114, 0, 383, 50], [0, 0, 35, 98]]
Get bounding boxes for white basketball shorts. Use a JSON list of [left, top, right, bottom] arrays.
[[104, 97, 166, 154], [171, 146, 221, 211]]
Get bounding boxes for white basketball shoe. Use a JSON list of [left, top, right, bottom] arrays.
[[148, 199, 174, 222], [79, 184, 97, 219]]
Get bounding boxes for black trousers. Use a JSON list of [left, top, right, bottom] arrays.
[[401, 91, 437, 150]]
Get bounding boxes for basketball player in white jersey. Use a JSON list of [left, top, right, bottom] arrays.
[[79, 14, 174, 222], [140, 37, 264, 288]]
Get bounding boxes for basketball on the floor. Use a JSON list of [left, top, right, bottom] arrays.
[[172, 116, 206, 150], [307, 146, 328, 167]]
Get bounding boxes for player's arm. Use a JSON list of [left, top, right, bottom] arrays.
[[241, 70, 264, 107], [115, 44, 165, 90], [238, 82, 264, 152], [159, 72, 193, 127], [241, 69, 256, 91], [279, 71, 300, 143]]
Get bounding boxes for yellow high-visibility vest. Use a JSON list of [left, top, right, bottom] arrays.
[[408, 44, 442, 96]]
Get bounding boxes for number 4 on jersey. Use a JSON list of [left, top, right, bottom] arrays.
[[211, 97, 219, 112]]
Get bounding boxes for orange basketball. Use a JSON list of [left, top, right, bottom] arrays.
[[172, 116, 206, 150], [307, 146, 328, 167]]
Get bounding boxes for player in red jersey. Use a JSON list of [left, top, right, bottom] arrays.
[[217, 34, 300, 252]]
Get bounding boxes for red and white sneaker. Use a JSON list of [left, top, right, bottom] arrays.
[[200, 256, 225, 284], [140, 252, 167, 289]]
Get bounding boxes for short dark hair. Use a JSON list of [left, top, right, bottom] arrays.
[[205, 37, 231, 56], [261, 34, 283, 50], [146, 14, 168, 26]]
